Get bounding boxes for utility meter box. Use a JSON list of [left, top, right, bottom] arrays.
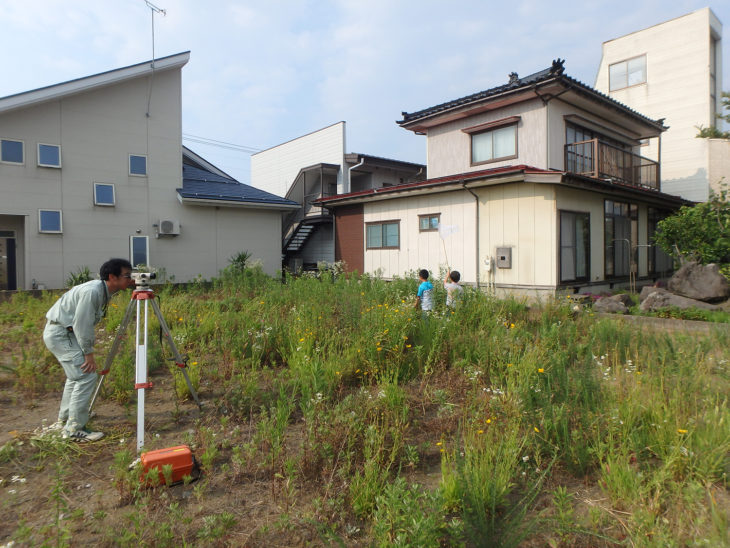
[[496, 247, 512, 269]]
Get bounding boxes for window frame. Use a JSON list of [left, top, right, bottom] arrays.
[[608, 54, 647, 92], [1, 138, 24, 165], [129, 154, 148, 176], [604, 199, 637, 278], [418, 213, 440, 232], [38, 209, 63, 233], [93, 183, 116, 206], [365, 220, 400, 250], [129, 235, 149, 268], [466, 117, 519, 166], [559, 210, 590, 283], [37, 143, 61, 168]]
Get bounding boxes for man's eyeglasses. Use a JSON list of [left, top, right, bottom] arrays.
[[120, 274, 133, 279]]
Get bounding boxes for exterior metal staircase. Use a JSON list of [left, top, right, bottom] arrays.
[[284, 221, 316, 253]]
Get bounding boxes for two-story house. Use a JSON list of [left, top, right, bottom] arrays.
[[0, 52, 298, 290], [319, 60, 688, 297]]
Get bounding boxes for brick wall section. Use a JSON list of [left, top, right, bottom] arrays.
[[334, 205, 364, 273]]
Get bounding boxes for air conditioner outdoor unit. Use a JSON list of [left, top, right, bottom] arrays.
[[158, 219, 180, 235]]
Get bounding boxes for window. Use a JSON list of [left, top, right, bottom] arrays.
[[39, 209, 62, 233], [130, 235, 149, 267], [94, 183, 116, 206], [604, 200, 637, 278], [366, 221, 399, 249], [1, 139, 24, 164], [38, 143, 61, 167], [648, 208, 674, 275], [471, 125, 517, 164], [419, 214, 440, 232], [560, 211, 590, 282], [129, 154, 147, 176], [609, 55, 646, 91]]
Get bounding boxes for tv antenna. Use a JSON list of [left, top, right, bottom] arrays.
[[145, 1, 166, 67]]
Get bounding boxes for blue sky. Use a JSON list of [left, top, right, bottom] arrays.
[[1, 0, 728, 186]]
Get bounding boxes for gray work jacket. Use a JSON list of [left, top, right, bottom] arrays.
[[46, 279, 110, 355]]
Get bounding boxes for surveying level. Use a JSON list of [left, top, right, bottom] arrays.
[[89, 282, 201, 453]]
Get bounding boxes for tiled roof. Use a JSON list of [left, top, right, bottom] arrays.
[[398, 59, 665, 130], [178, 164, 298, 206]]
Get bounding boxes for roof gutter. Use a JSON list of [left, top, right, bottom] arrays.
[[177, 195, 300, 210]]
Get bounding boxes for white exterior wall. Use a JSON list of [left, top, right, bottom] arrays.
[[0, 65, 285, 288], [476, 183, 556, 290], [363, 191, 477, 282], [595, 8, 723, 201], [426, 99, 547, 178], [251, 122, 345, 197], [708, 139, 730, 194]]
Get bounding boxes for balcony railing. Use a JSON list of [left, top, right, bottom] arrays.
[[565, 139, 659, 191]]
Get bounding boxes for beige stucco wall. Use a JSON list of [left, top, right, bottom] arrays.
[[426, 99, 547, 179], [475, 182, 556, 289], [363, 190, 477, 282], [708, 138, 730, 194], [0, 67, 284, 288], [251, 122, 345, 197], [595, 8, 723, 202]]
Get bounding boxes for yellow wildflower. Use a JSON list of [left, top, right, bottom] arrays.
[[677, 429, 688, 434], [538, 368, 544, 373]]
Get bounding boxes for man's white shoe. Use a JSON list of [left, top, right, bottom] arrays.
[[47, 420, 65, 431], [63, 429, 105, 442]]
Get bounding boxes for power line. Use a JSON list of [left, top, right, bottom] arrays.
[[182, 133, 261, 153]]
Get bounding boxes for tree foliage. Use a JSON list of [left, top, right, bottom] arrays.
[[654, 181, 730, 266], [696, 91, 730, 138]]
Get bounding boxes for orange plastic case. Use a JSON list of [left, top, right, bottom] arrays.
[[140, 445, 197, 486]]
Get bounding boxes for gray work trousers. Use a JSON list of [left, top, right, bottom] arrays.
[[43, 322, 97, 434]]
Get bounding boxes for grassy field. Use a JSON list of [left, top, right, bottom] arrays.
[[1, 266, 728, 547]]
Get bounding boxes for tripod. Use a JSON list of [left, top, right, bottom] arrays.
[[89, 284, 201, 452]]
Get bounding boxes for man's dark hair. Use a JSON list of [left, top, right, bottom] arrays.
[[419, 269, 429, 280], [100, 258, 133, 280], [449, 271, 461, 283]]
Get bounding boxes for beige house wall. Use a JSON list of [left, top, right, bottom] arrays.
[[251, 122, 345, 197], [426, 99, 547, 179], [475, 182, 556, 289], [363, 191, 477, 282], [708, 139, 730, 194], [595, 8, 723, 202]]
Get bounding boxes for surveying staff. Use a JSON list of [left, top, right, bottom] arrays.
[[43, 258, 135, 442]]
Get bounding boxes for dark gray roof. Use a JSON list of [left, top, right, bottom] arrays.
[[398, 59, 665, 130], [178, 164, 298, 207]]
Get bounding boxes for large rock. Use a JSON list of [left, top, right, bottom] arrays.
[[639, 291, 721, 312], [639, 285, 668, 302], [594, 293, 633, 314], [667, 262, 730, 303]]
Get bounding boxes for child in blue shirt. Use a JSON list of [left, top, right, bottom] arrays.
[[414, 269, 434, 316]]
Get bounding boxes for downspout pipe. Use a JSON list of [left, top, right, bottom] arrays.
[[347, 155, 365, 194], [462, 181, 480, 289]]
